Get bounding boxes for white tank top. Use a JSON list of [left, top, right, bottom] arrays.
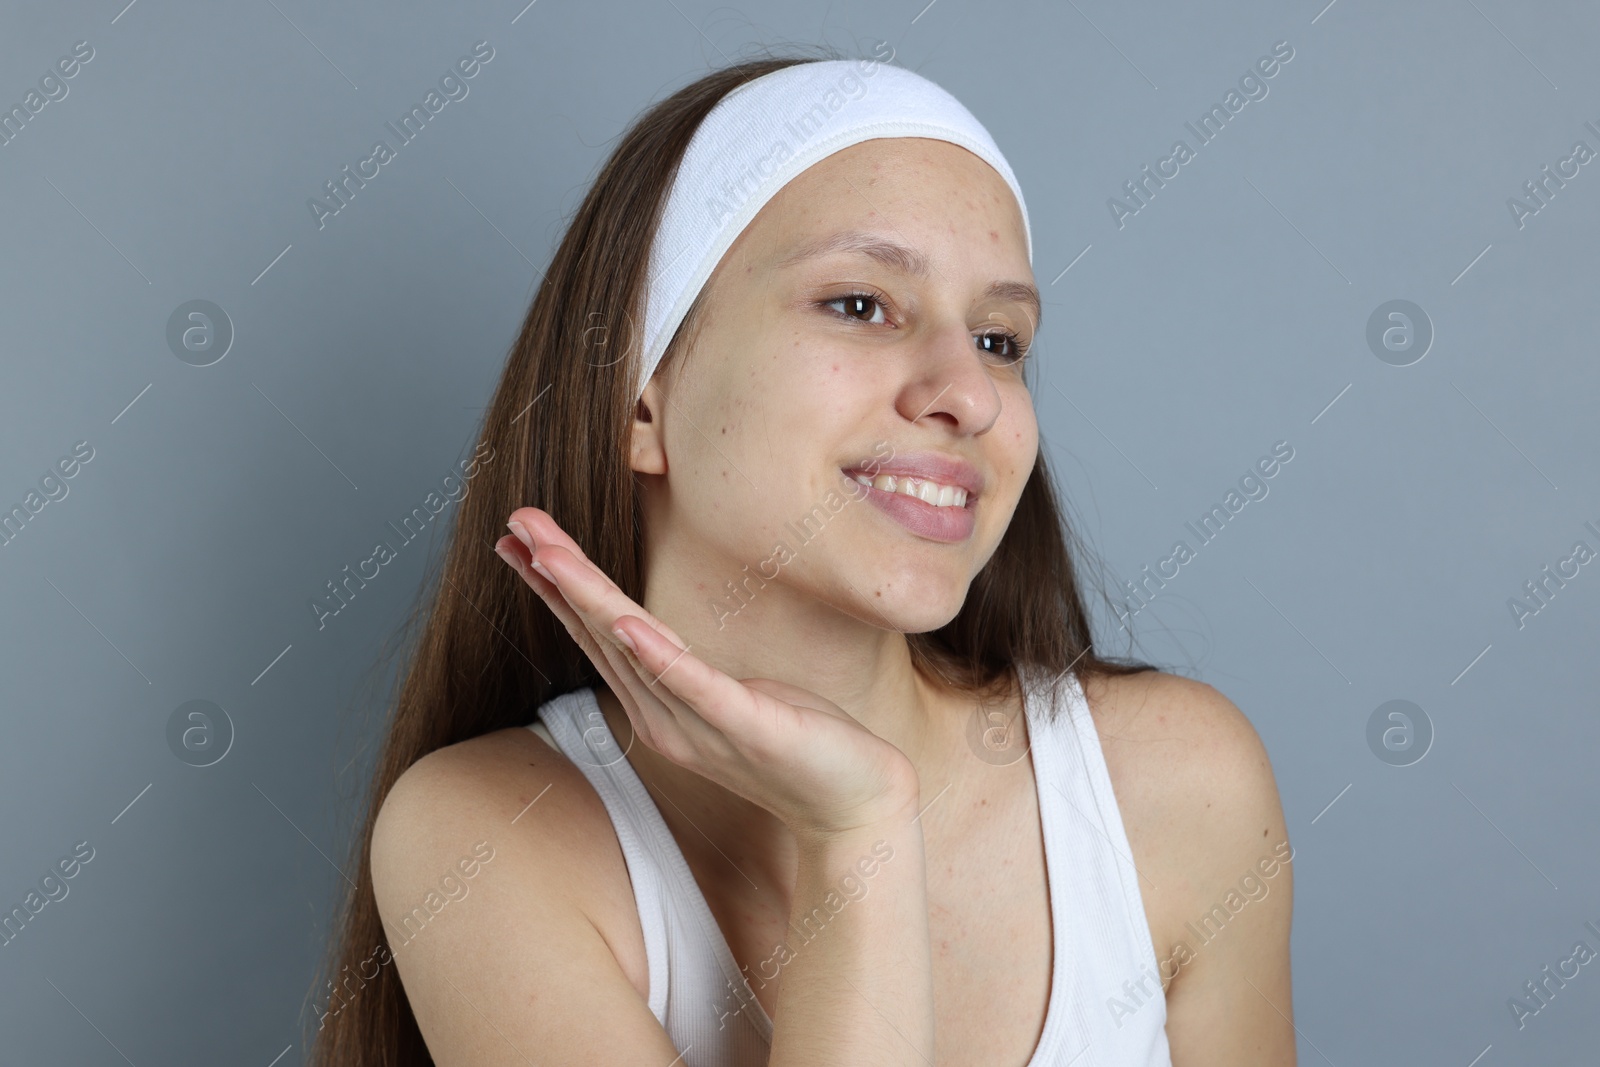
[[527, 664, 1173, 1066]]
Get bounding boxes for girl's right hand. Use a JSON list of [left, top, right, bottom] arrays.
[[496, 507, 921, 841]]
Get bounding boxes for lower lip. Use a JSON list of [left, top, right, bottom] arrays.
[[842, 471, 977, 543]]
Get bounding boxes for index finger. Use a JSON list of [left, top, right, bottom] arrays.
[[507, 507, 614, 588], [507, 507, 691, 649], [613, 613, 771, 742]]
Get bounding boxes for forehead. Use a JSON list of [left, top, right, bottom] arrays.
[[736, 137, 1028, 264]]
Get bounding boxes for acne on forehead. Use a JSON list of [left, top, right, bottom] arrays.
[[731, 141, 1026, 278]]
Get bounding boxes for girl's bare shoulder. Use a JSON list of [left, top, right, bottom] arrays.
[[1078, 668, 1278, 795], [1077, 668, 1290, 923], [375, 724, 612, 868], [370, 722, 650, 997]]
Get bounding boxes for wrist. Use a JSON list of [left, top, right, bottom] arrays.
[[791, 799, 922, 858]]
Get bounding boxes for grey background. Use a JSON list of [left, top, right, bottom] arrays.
[[1, 0, 1596, 1063]]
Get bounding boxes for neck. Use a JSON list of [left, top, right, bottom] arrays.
[[632, 518, 984, 769]]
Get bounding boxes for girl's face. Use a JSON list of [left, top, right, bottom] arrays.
[[635, 136, 1040, 634]]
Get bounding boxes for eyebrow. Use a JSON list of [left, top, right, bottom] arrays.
[[777, 229, 1042, 330]]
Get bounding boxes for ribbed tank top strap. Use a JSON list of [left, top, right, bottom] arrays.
[[529, 688, 774, 1066], [529, 688, 672, 1022], [1024, 664, 1173, 1066]]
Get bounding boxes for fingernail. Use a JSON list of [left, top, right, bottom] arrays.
[[493, 544, 516, 567], [611, 625, 637, 653], [507, 521, 535, 552], [530, 559, 554, 583]]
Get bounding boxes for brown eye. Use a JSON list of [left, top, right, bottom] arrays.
[[823, 293, 888, 325], [977, 330, 1027, 363]]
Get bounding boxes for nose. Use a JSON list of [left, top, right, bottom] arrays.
[[894, 319, 1005, 435]]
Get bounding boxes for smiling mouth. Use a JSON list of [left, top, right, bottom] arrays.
[[843, 469, 975, 509]]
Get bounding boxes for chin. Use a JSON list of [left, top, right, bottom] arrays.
[[838, 567, 971, 634]]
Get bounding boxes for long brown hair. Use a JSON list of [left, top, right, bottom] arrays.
[[309, 46, 1156, 1065]]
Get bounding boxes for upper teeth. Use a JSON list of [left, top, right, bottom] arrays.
[[852, 472, 968, 508]]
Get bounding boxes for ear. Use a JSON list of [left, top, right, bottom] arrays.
[[629, 379, 668, 476]]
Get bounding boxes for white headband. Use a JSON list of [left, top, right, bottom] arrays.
[[635, 57, 1033, 399]]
